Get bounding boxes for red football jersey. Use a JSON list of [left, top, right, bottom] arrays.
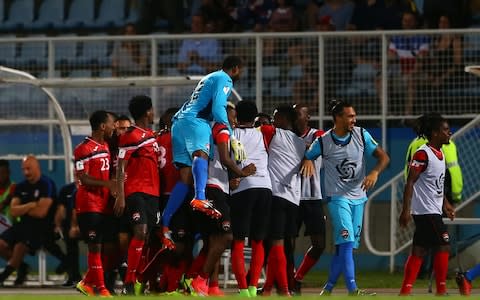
[[118, 125, 160, 198], [74, 137, 112, 214], [157, 130, 179, 195]]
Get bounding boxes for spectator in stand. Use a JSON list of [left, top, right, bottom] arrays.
[[195, 0, 234, 32], [316, 0, 355, 31], [0, 155, 56, 286], [112, 23, 148, 77], [268, 0, 298, 32], [0, 160, 16, 225], [425, 15, 463, 96], [229, 0, 276, 31], [136, 0, 184, 33], [388, 11, 429, 115], [54, 181, 82, 287], [177, 15, 223, 75], [347, 0, 390, 30]]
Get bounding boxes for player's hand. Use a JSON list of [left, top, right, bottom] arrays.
[[229, 178, 241, 190], [443, 201, 455, 221], [231, 137, 247, 162], [362, 170, 379, 191], [113, 194, 125, 217], [162, 227, 176, 250], [399, 209, 411, 228], [241, 163, 256, 177], [300, 159, 315, 177]]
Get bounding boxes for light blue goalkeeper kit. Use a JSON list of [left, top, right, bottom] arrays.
[[305, 126, 378, 294], [163, 70, 234, 228]]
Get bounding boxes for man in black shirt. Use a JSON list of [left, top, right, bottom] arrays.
[[0, 155, 56, 286]]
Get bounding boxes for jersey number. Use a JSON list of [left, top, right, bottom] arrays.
[[159, 146, 167, 169], [100, 158, 110, 171]]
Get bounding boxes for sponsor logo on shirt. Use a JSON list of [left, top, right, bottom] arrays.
[[132, 212, 141, 222], [442, 232, 449, 243], [336, 158, 357, 181], [223, 86, 230, 95]]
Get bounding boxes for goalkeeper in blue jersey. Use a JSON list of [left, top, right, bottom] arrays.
[[161, 56, 244, 244]]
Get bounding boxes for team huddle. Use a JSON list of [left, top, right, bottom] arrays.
[[73, 56, 460, 297]]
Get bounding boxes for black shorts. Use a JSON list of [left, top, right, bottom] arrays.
[[77, 213, 117, 244], [126, 192, 160, 228], [229, 188, 272, 240], [297, 200, 326, 237], [170, 200, 194, 243], [193, 187, 231, 235], [269, 196, 299, 240], [0, 222, 47, 254], [412, 214, 450, 248]]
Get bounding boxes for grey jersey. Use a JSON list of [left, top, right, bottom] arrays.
[[300, 128, 323, 201], [411, 144, 445, 215], [268, 128, 305, 205], [231, 127, 271, 194], [322, 127, 366, 199]]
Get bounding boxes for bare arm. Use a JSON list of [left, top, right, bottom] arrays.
[[114, 158, 127, 217], [362, 146, 390, 191], [217, 141, 255, 178], [27, 197, 53, 218], [54, 204, 65, 228], [78, 173, 116, 196], [399, 167, 421, 227], [10, 197, 37, 217]]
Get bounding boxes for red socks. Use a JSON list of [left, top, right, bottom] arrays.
[[400, 255, 423, 295], [265, 245, 289, 294], [231, 240, 248, 289], [125, 238, 145, 284], [249, 240, 265, 287], [186, 248, 208, 279], [433, 251, 449, 295], [295, 250, 317, 281], [86, 251, 105, 288]]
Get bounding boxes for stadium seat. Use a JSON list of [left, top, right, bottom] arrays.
[[31, 0, 65, 31], [125, 2, 140, 24], [54, 38, 79, 67], [0, 36, 17, 67], [77, 39, 111, 67], [68, 69, 92, 78], [94, 0, 126, 29], [18, 40, 48, 68], [2, 0, 35, 32], [64, 0, 95, 30], [262, 65, 280, 96]]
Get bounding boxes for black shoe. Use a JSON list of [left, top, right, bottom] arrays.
[[292, 279, 302, 296], [256, 287, 264, 295], [14, 263, 30, 286], [122, 283, 134, 295], [61, 280, 76, 288]]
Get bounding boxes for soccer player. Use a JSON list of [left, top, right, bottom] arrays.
[[157, 107, 180, 212], [292, 104, 326, 295], [457, 263, 480, 296], [230, 101, 272, 297], [189, 103, 256, 296], [74, 110, 116, 297], [302, 100, 390, 296], [114, 95, 161, 294], [166, 55, 244, 221], [399, 113, 455, 296], [261, 105, 306, 296]]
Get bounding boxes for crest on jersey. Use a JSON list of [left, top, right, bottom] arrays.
[[132, 212, 141, 221], [341, 229, 349, 239], [336, 158, 357, 181], [88, 230, 97, 240], [435, 173, 445, 195], [442, 232, 449, 242], [76, 161, 84, 171], [223, 86, 230, 95], [222, 221, 231, 232], [177, 229, 186, 238]]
